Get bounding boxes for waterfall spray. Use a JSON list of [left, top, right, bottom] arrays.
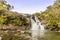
[[31, 16, 44, 30]]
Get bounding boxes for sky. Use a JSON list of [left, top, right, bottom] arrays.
[[6, 0, 55, 14]]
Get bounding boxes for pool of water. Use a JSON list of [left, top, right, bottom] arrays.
[[30, 30, 60, 40], [0, 30, 60, 40]]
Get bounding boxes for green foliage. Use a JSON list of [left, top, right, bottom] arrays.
[[0, 10, 30, 26], [0, 16, 7, 25], [0, 0, 12, 10], [0, 0, 30, 27], [35, 0, 60, 30]]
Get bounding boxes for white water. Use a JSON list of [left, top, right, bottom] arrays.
[[31, 30, 39, 40], [31, 16, 44, 30], [30, 16, 45, 40], [31, 19, 39, 30]]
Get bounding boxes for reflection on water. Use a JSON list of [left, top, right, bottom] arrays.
[[0, 30, 60, 40]]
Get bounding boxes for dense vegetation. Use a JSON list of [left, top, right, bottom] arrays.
[[0, 0, 30, 30], [0, 0, 60, 31], [35, 0, 60, 31]]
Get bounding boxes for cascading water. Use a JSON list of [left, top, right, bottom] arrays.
[[30, 16, 45, 40], [30, 19, 39, 30], [35, 16, 44, 30], [31, 16, 44, 30]]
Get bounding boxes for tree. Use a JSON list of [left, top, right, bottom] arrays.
[[0, 0, 13, 10], [35, 0, 60, 31]]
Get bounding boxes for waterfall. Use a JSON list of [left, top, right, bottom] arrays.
[[30, 16, 45, 40], [31, 19, 39, 30], [30, 16, 44, 30]]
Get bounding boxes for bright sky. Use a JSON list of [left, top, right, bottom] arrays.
[[6, 0, 55, 14]]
